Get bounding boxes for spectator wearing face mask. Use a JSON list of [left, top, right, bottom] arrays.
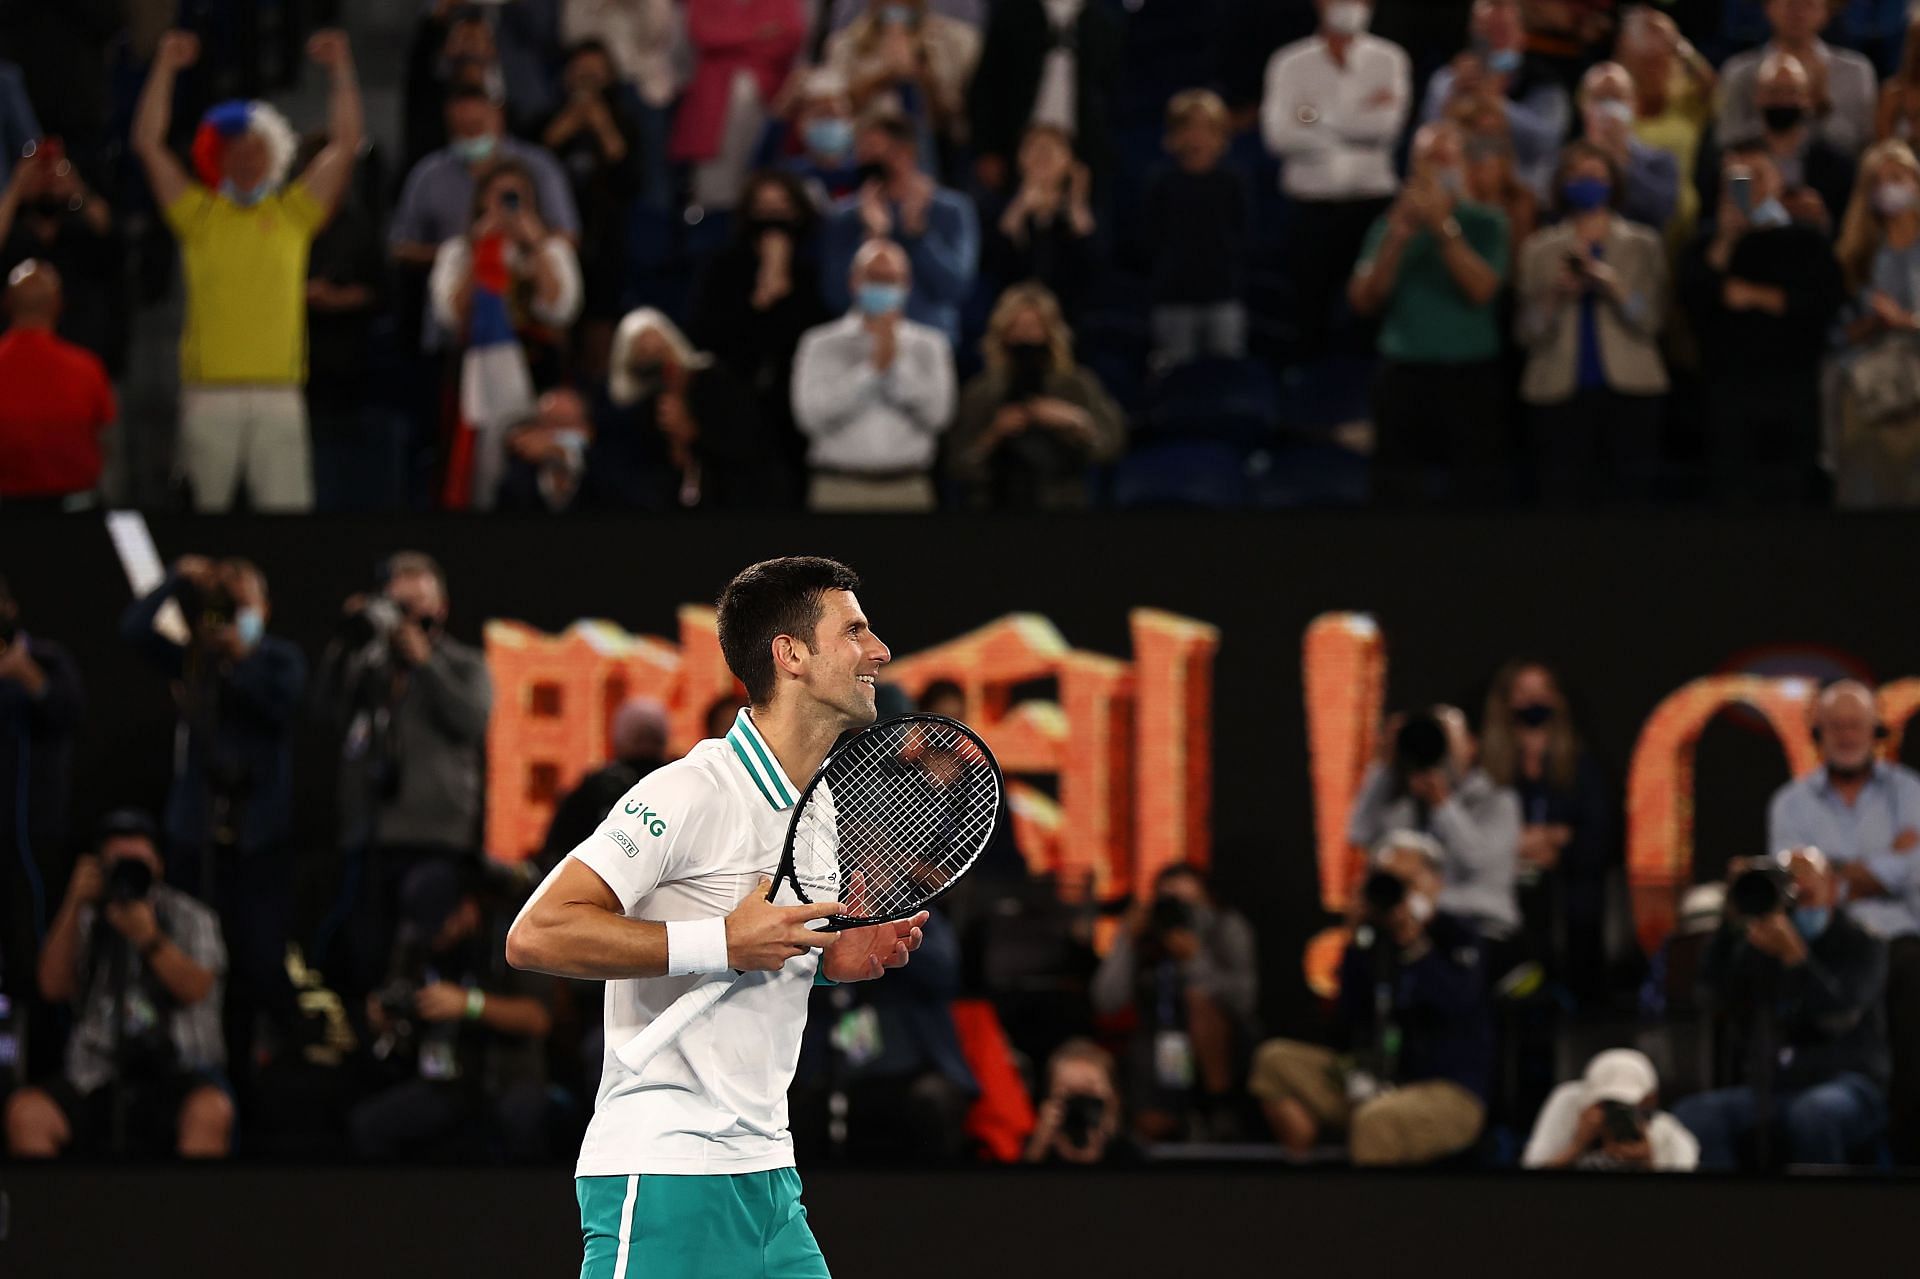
[[1478, 661, 1616, 1002], [949, 283, 1123, 511], [590, 307, 789, 510], [1523, 1048, 1700, 1171], [1702, 52, 1858, 238], [824, 0, 982, 162], [1262, 0, 1412, 362], [1829, 140, 1920, 504], [122, 556, 306, 1075], [1680, 145, 1845, 505], [690, 170, 830, 486], [1576, 61, 1677, 233], [1673, 848, 1889, 1171], [132, 29, 364, 514], [1515, 142, 1670, 505], [1718, 0, 1879, 155], [499, 387, 595, 513], [988, 124, 1096, 321], [1421, 0, 1572, 197], [1144, 90, 1252, 370], [772, 71, 865, 208], [793, 239, 955, 511], [560, 0, 682, 209], [1615, 5, 1716, 249], [404, 5, 510, 172], [1349, 121, 1511, 505], [1769, 681, 1920, 1163], [820, 108, 978, 345]]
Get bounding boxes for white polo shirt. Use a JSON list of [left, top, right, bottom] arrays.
[[1261, 33, 1411, 202], [567, 707, 818, 1177]]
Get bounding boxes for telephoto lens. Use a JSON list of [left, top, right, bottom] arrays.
[[106, 857, 154, 905], [1363, 869, 1407, 915], [1729, 865, 1795, 918]]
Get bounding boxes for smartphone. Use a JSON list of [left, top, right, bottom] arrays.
[[1728, 172, 1753, 216], [501, 188, 521, 213]]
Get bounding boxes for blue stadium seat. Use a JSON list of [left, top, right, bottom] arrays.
[[1143, 357, 1278, 446], [1111, 440, 1251, 509], [1246, 441, 1370, 509]]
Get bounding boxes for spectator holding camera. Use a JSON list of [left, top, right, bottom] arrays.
[[949, 282, 1123, 511], [350, 860, 555, 1161], [122, 556, 305, 1070], [1768, 680, 1920, 1162], [1024, 1038, 1132, 1164], [499, 387, 595, 514], [774, 71, 865, 208], [1515, 141, 1670, 506], [0, 261, 116, 511], [824, 0, 982, 162], [132, 28, 364, 513], [4, 811, 230, 1159], [1420, 0, 1571, 197], [1679, 145, 1845, 506], [1672, 848, 1889, 1170], [1348, 708, 1521, 946], [1575, 61, 1677, 233], [1717, 0, 1879, 155], [1250, 835, 1491, 1165], [1522, 1047, 1700, 1171], [0, 143, 124, 376], [317, 553, 492, 999], [1704, 52, 1858, 236], [1091, 864, 1259, 1141]]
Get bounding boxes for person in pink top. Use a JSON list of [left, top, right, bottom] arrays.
[[673, 0, 807, 210]]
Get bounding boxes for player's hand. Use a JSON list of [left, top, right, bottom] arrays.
[[824, 908, 928, 982], [157, 30, 201, 72], [725, 877, 842, 972]]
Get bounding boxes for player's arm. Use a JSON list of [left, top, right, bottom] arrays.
[[506, 861, 843, 979]]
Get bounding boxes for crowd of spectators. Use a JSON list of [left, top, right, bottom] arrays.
[[5, 2, 1920, 511], [7, 549, 1920, 1175]]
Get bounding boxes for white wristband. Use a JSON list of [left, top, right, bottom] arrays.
[[666, 917, 731, 976]]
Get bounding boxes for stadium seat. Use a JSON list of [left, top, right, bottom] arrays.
[[1111, 440, 1252, 509], [1246, 441, 1370, 509], [1143, 357, 1279, 447]]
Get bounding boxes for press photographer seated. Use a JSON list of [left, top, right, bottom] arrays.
[[1248, 834, 1491, 1166], [4, 810, 231, 1159], [1672, 848, 1890, 1171], [1522, 1048, 1700, 1172], [1023, 1038, 1132, 1165], [348, 860, 555, 1162]]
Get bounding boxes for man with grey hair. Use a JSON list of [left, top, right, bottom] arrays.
[[792, 238, 955, 511], [1714, 0, 1878, 154], [1770, 680, 1920, 1161]]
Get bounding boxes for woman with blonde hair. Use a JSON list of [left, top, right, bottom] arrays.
[[947, 282, 1123, 509], [1479, 659, 1615, 1002], [1829, 139, 1920, 505]]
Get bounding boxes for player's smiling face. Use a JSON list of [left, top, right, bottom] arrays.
[[804, 590, 891, 725]]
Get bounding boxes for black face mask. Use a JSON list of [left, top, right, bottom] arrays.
[[853, 160, 889, 188], [745, 216, 797, 241], [1005, 342, 1051, 398], [1762, 104, 1806, 133], [1514, 703, 1555, 729]]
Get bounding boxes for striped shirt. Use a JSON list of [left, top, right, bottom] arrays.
[[67, 885, 226, 1094]]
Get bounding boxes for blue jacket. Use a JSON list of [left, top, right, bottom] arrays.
[[122, 574, 306, 862], [1338, 911, 1494, 1100], [819, 186, 979, 345]]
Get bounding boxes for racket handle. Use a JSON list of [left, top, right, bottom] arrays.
[[613, 973, 739, 1074]]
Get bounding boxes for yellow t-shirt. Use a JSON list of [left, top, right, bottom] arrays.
[[1633, 68, 1713, 254], [164, 181, 328, 385]]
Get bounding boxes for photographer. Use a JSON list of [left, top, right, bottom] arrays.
[[1522, 1048, 1700, 1171], [1768, 680, 1920, 1162], [3, 811, 230, 1158], [1024, 1038, 1133, 1165], [348, 860, 554, 1162], [1249, 835, 1491, 1165], [1672, 848, 1889, 1170], [1348, 707, 1521, 946], [121, 556, 305, 1073], [1091, 863, 1259, 1141], [316, 552, 492, 998]]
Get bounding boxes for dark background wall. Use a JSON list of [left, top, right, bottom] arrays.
[[9, 511, 1920, 1036]]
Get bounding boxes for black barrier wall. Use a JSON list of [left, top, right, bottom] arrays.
[[8, 512, 1920, 1036]]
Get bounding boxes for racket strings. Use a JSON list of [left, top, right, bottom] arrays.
[[793, 720, 999, 924]]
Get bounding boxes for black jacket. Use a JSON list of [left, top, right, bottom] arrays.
[[967, 0, 1122, 175], [1337, 911, 1494, 1100]]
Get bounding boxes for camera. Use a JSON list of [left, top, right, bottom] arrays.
[[1059, 1093, 1106, 1147], [106, 857, 154, 905], [180, 574, 237, 631], [1148, 895, 1196, 937], [1362, 869, 1407, 916], [1601, 1099, 1645, 1145], [1729, 864, 1796, 918], [340, 596, 404, 649], [1394, 713, 1449, 775]]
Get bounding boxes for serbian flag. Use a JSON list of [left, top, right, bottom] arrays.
[[443, 232, 534, 510]]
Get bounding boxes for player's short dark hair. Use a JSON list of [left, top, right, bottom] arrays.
[[717, 557, 862, 706]]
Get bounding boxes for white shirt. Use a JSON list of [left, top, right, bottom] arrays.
[[564, 708, 818, 1177], [428, 235, 584, 334], [1261, 34, 1411, 202], [791, 312, 956, 473], [1521, 1082, 1700, 1172], [1031, 0, 1083, 132]]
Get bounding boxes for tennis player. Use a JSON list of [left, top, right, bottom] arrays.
[[506, 556, 928, 1279]]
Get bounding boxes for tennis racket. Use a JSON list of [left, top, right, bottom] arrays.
[[614, 713, 1002, 1073]]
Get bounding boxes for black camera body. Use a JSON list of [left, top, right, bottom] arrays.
[[1362, 869, 1407, 916], [1600, 1099, 1645, 1145], [1148, 895, 1196, 937], [1059, 1092, 1106, 1146], [106, 857, 154, 905], [1729, 864, 1796, 919]]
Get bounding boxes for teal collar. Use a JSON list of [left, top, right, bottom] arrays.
[[727, 708, 798, 812]]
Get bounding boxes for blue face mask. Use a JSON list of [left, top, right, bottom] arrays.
[[879, 4, 917, 26], [452, 134, 498, 165], [1792, 906, 1832, 940], [857, 282, 908, 316], [1562, 176, 1611, 212], [1750, 197, 1792, 229], [1486, 47, 1522, 76], [235, 607, 265, 649], [804, 117, 855, 161], [220, 178, 271, 207]]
